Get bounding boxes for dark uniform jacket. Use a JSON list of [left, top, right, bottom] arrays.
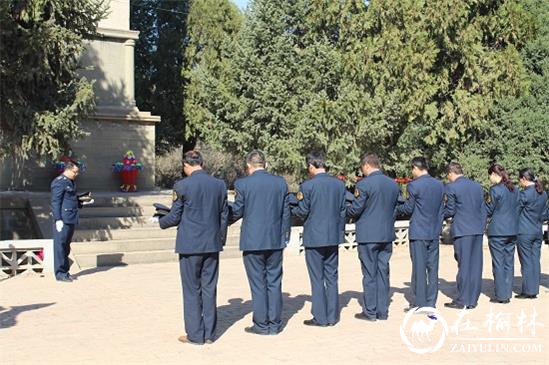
[[50, 175, 80, 224], [159, 170, 228, 254], [347, 170, 400, 243], [292, 172, 346, 247], [230, 170, 291, 251], [396, 174, 444, 241], [485, 183, 520, 236], [518, 185, 548, 236], [444, 176, 486, 238]]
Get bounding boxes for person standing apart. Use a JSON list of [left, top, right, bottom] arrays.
[[516, 168, 547, 299], [230, 150, 291, 335], [485, 164, 519, 304], [51, 160, 82, 282], [347, 153, 399, 321], [396, 157, 444, 310], [159, 151, 228, 345], [291, 151, 346, 327], [443, 162, 486, 309]]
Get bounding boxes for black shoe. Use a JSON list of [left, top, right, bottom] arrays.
[[205, 339, 215, 344], [376, 315, 388, 320], [444, 301, 464, 309], [56, 276, 73, 282], [327, 321, 338, 327], [465, 304, 477, 309], [515, 293, 537, 299], [355, 312, 376, 321], [490, 298, 510, 304], [303, 318, 328, 327], [244, 326, 269, 335]]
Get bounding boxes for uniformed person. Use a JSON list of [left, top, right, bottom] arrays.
[[443, 162, 486, 309], [516, 168, 548, 299], [51, 160, 82, 282], [158, 151, 228, 345], [291, 151, 346, 327], [485, 164, 520, 304], [229, 150, 291, 335], [396, 157, 444, 310], [347, 153, 399, 321]]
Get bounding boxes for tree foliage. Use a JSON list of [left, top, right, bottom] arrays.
[[186, 0, 536, 183], [131, 0, 190, 153], [0, 0, 107, 159], [457, 0, 549, 186]]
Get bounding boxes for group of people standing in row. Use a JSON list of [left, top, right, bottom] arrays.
[[50, 149, 547, 345], [156, 149, 548, 345]]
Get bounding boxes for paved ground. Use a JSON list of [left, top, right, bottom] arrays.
[[1, 244, 548, 365]]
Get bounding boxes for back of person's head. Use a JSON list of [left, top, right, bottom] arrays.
[[446, 162, 463, 175], [488, 163, 514, 191], [360, 153, 380, 169], [246, 150, 266, 168], [306, 150, 326, 169], [519, 168, 544, 194], [411, 156, 429, 171], [183, 150, 204, 167]]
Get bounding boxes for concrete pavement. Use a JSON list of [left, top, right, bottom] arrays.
[[1, 244, 548, 364]]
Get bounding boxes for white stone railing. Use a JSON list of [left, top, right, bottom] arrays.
[[288, 220, 412, 254], [0, 240, 54, 279]]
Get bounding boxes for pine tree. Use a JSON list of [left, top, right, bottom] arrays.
[[0, 0, 107, 158], [186, 0, 535, 182], [131, 0, 190, 153], [457, 0, 549, 186]]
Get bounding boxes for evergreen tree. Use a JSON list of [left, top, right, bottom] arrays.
[[0, 0, 107, 158], [187, 0, 534, 181], [131, 0, 190, 153], [457, 0, 549, 186]]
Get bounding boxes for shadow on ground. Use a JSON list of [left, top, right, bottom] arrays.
[[0, 303, 55, 329]]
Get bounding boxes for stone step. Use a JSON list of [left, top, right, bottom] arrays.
[[73, 227, 240, 243], [73, 245, 242, 268], [72, 238, 176, 254], [79, 206, 157, 218], [73, 227, 176, 242], [77, 216, 156, 230]]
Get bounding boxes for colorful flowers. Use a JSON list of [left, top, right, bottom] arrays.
[[55, 154, 86, 175], [112, 150, 143, 192]]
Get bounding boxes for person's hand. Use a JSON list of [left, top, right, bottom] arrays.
[[82, 199, 95, 206], [55, 220, 64, 232], [149, 216, 159, 224]]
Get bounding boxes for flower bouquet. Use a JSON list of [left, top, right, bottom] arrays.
[[55, 153, 86, 175], [112, 150, 143, 192]]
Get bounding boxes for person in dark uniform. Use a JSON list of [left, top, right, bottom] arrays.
[[396, 157, 444, 310], [51, 160, 83, 282], [516, 168, 548, 299], [229, 150, 291, 335], [158, 150, 228, 345], [347, 153, 399, 321], [443, 162, 486, 309], [485, 164, 520, 304], [291, 151, 346, 327]]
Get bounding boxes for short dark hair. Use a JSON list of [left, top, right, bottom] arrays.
[[64, 160, 79, 171], [411, 156, 429, 171], [446, 162, 463, 175], [306, 150, 326, 169], [245, 150, 266, 168], [360, 153, 380, 168], [183, 150, 203, 167]]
